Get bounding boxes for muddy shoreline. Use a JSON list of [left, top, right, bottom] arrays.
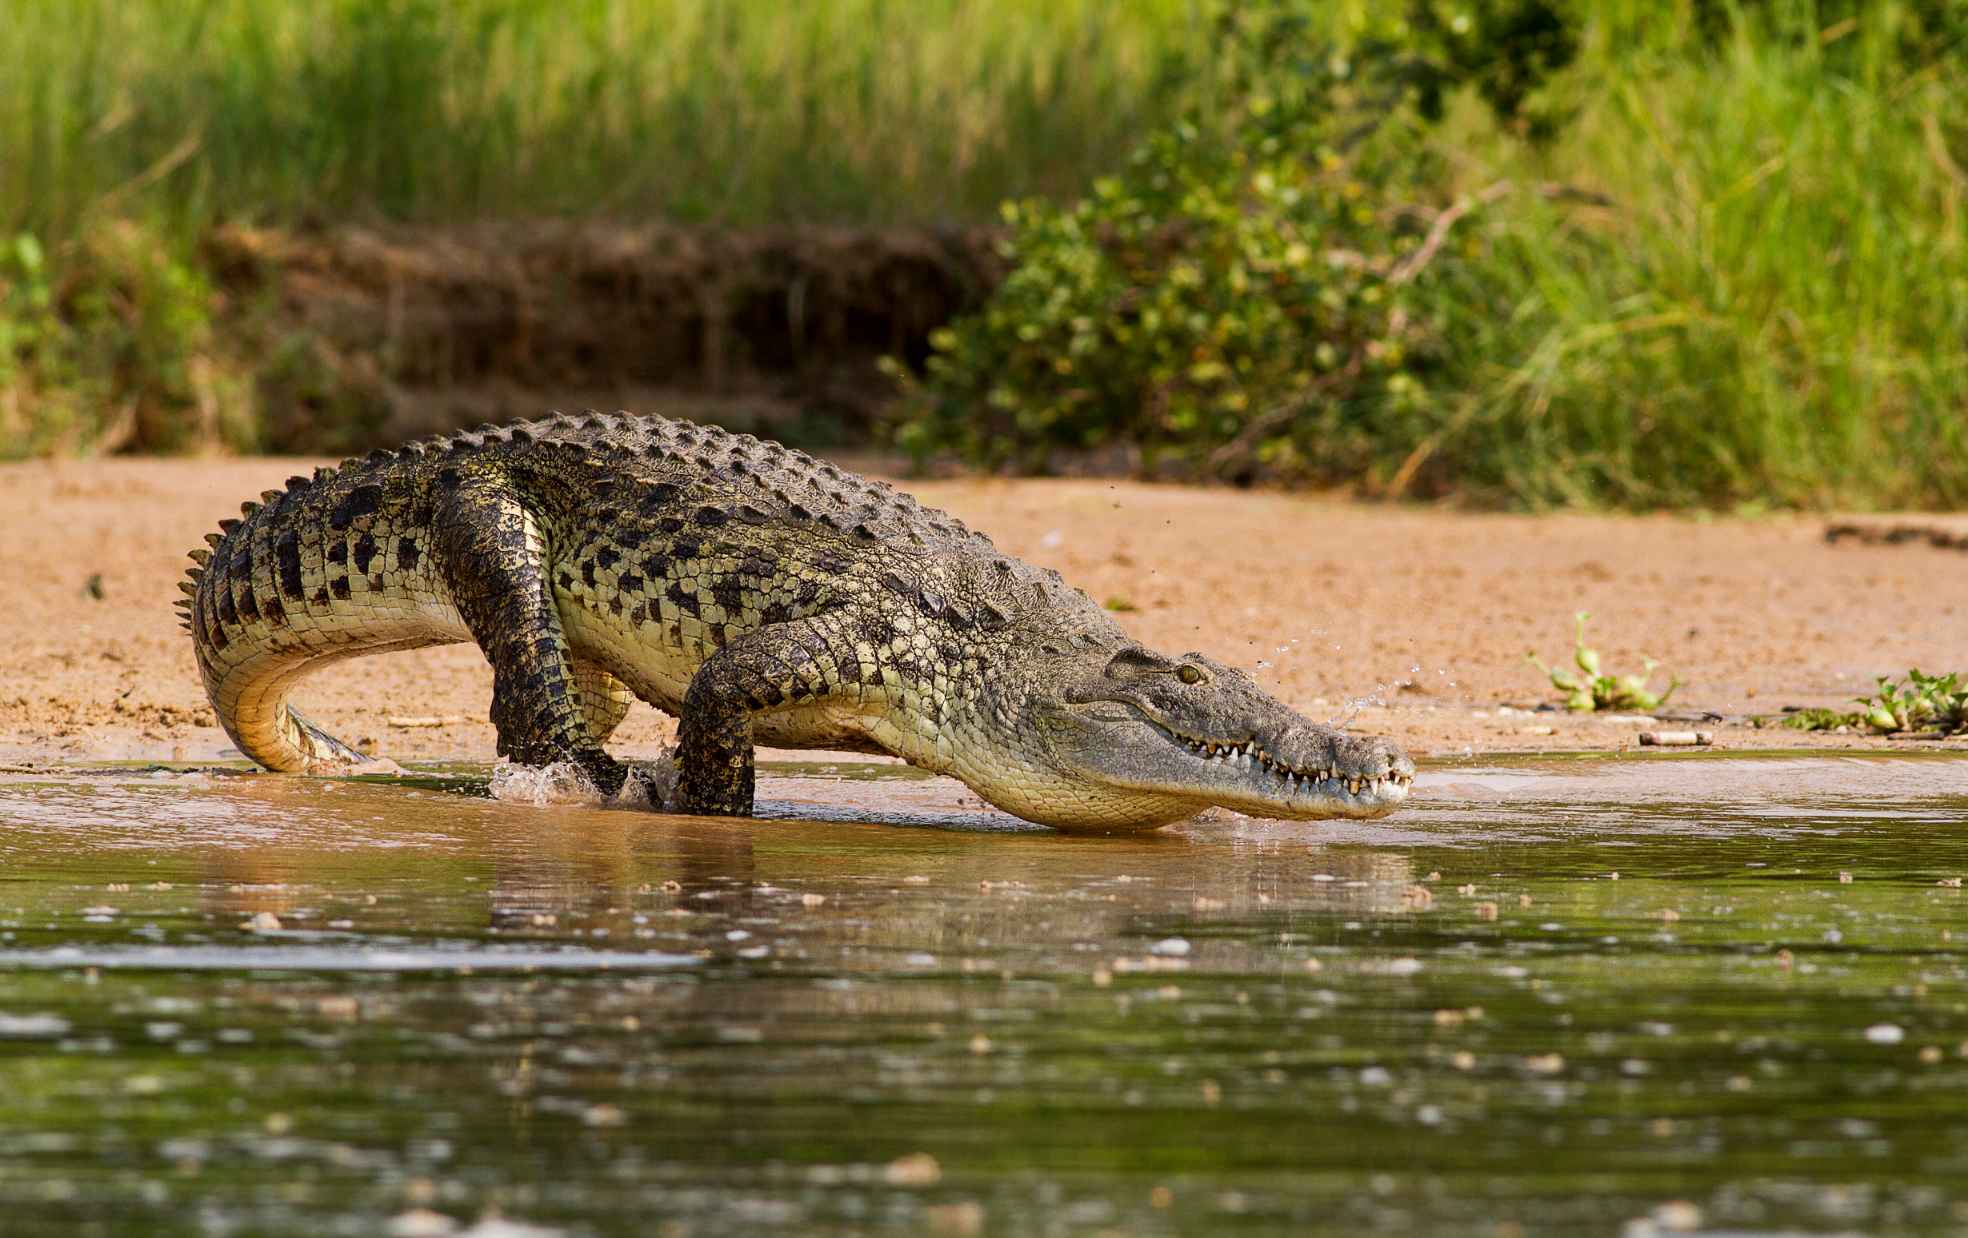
[[3, 457, 1964, 769]]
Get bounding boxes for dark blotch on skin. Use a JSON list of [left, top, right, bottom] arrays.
[[329, 484, 384, 531], [276, 532, 305, 600]]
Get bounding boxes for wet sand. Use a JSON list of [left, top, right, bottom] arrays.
[[2, 457, 1964, 766]]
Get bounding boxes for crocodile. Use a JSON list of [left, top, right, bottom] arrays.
[[182, 412, 1413, 831]]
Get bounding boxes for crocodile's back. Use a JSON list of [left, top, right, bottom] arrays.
[[182, 411, 1071, 772]]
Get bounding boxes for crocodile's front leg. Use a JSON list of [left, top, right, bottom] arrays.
[[435, 469, 629, 796], [676, 618, 853, 815]]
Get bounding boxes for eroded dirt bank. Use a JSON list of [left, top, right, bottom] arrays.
[[3, 457, 1964, 766], [214, 221, 1002, 452]]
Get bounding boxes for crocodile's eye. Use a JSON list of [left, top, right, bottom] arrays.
[[1176, 664, 1206, 685]]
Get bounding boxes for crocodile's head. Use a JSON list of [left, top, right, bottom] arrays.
[[971, 644, 1414, 833]]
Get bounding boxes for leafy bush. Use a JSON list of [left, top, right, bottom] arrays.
[[893, 0, 1968, 509], [0, 223, 254, 457], [889, 3, 1478, 485]]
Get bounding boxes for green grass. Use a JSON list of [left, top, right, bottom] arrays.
[[1, 0, 1209, 243], [3, 0, 1966, 510], [894, 0, 1968, 509], [1421, 5, 1968, 507]]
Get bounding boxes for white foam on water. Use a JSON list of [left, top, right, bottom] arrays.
[[487, 760, 605, 806], [486, 752, 679, 810], [0, 944, 698, 973]]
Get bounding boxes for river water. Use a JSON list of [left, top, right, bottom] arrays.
[[0, 752, 1963, 1235]]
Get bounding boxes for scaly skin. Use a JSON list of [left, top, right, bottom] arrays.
[[183, 412, 1413, 831]]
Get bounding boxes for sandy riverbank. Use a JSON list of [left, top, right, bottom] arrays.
[[3, 457, 1964, 767]]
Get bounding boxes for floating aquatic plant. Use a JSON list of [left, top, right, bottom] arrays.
[[1785, 669, 1968, 736], [1526, 612, 1679, 713]]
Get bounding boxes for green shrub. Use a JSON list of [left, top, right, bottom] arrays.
[[890, 4, 1474, 485], [895, 0, 1968, 509], [0, 223, 253, 457]]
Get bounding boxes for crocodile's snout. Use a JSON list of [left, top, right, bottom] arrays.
[[1148, 714, 1414, 817], [1019, 646, 1415, 829], [1172, 720, 1413, 797]]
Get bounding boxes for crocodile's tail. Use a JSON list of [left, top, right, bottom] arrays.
[[181, 449, 469, 772]]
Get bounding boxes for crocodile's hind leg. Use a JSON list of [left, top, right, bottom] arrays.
[[571, 658, 674, 804], [435, 471, 629, 796], [571, 659, 634, 746], [676, 617, 852, 816]]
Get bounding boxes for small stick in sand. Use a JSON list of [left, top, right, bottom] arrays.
[[1639, 731, 1713, 747]]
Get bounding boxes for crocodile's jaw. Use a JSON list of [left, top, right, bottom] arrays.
[[968, 645, 1414, 832], [1041, 709, 1413, 824]]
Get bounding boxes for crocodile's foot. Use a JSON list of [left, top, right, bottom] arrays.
[[616, 756, 679, 811]]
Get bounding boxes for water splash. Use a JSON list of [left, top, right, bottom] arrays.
[[618, 753, 679, 810], [487, 751, 679, 810], [487, 760, 606, 806], [1330, 664, 1423, 729]]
